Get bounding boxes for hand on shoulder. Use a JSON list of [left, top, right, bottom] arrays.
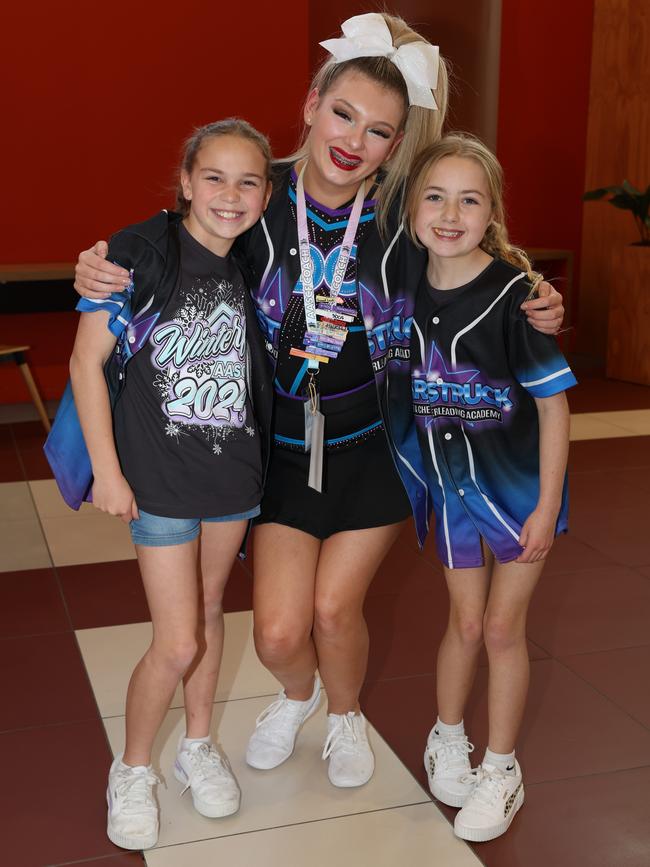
[[520, 280, 564, 335], [74, 241, 131, 299]]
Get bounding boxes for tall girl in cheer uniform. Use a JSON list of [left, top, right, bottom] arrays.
[[67, 120, 272, 849], [72, 14, 564, 789], [405, 134, 574, 840]]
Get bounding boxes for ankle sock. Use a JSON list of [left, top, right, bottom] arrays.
[[182, 735, 211, 751], [483, 747, 516, 774], [434, 717, 465, 737]]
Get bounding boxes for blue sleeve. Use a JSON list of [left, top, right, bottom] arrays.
[[75, 269, 134, 338], [507, 286, 577, 398], [74, 228, 154, 337]]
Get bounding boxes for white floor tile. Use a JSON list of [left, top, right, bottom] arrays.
[[77, 612, 281, 718], [589, 409, 650, 436], [143, 802, 480, 867], [0, 481, 39, 521], [29, 478, 97, 518], [569, 413, 641, 441], [38, 513, 136, 566], [0, 481, 51, 571], [0, 517, 52, 571], [103, 699, 431, 849]]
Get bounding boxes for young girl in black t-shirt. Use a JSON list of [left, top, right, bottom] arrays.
[[68, 120, 271, 850]]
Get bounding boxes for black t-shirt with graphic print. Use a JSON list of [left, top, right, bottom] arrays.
[[113, 224, 262, 518]]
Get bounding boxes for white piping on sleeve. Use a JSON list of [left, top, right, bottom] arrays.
[[450, 272, 526, 366], [83, 296, 125, 308], [521, 367, 572, 388], [380, 222, 403, 304]]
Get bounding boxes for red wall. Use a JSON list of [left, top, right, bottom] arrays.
[[496, 0, 594, 325], [2, 1, 309, 402], [2, 1, 310, 264]]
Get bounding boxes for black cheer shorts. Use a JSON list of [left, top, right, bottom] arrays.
[[256, 427, 412, 539]]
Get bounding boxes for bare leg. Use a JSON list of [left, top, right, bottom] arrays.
[[436, 548, 492, 724], [182, 519, 248, 738], [313, 522, 405, 714], [253, 523, 321, 700], [123, 540, 200, 767], [483, 558, 545, 754]]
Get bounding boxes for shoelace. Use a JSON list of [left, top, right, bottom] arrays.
[[459, 765, 507, 808], [115, 768, 160, 815], [254, 692, 301, 732], [322, 713, 359, 760], [432, 735, 475, 771], [180, 744, 230, 795]]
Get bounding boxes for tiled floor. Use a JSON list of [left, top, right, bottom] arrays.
[[1, 381, 649, 866]]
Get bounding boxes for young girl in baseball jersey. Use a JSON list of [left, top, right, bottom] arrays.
[[404, 134, 575, 841], [67, 120, 272, 849]]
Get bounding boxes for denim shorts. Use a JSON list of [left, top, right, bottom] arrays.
[[130, 505, 261, 547]]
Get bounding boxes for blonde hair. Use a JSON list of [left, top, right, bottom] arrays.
[[404, 133, 543, 291], [285, 13, 449, 236], [176, 118, 272, 217]]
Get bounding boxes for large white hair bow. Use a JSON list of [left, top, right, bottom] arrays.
[[320, 13, 439, 110]]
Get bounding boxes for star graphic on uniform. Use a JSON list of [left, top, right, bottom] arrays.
[[418, 343, 481, 429], [358, 281, 406, 330], [425, 342, 480, 385]]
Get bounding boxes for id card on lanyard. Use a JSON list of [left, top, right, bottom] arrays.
[[293, 162, 365, 492]]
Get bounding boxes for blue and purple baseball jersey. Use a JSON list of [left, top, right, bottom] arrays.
[[411, 258, 576, 568]]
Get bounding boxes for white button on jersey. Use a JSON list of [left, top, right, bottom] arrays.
[[437, 377, 443, 384], [432, 316, 440, 325], [458, 489, 465, 496], [444, 433, 452, 440], [290, 247, 297, 256], [128, 336, 135, 344], [269, 299, 276, 307]]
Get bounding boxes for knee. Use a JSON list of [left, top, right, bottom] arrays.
[[201, 589, 224, 622], [483, 614, 523, 656], [254, 618, 309, 664], [450, 614, 484, 650], [150, 637, 198, 676], [313, 596, 357, 639]]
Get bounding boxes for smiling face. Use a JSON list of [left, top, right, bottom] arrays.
[[302, 70, 406, 205], [181, 134, 271, 257], [414, 155, 494, 263]]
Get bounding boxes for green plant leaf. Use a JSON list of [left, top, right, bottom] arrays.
[[583, 188, 609, 200], [622, 179, 642, 195], [609, 193, 638, 212]]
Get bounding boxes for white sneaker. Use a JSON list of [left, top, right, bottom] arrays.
[[174, 737, 240, 818], [246, 676, 321, 770], [106, 754, 160, 850], [454, 760, 524, 842], [322, 712, 375, 788], [423, 726, 475, 807]]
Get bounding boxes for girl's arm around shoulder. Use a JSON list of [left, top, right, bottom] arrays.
[[69, 312, 139, 523], [516, 391, 570, 563], [74, 215, 171, 300]]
